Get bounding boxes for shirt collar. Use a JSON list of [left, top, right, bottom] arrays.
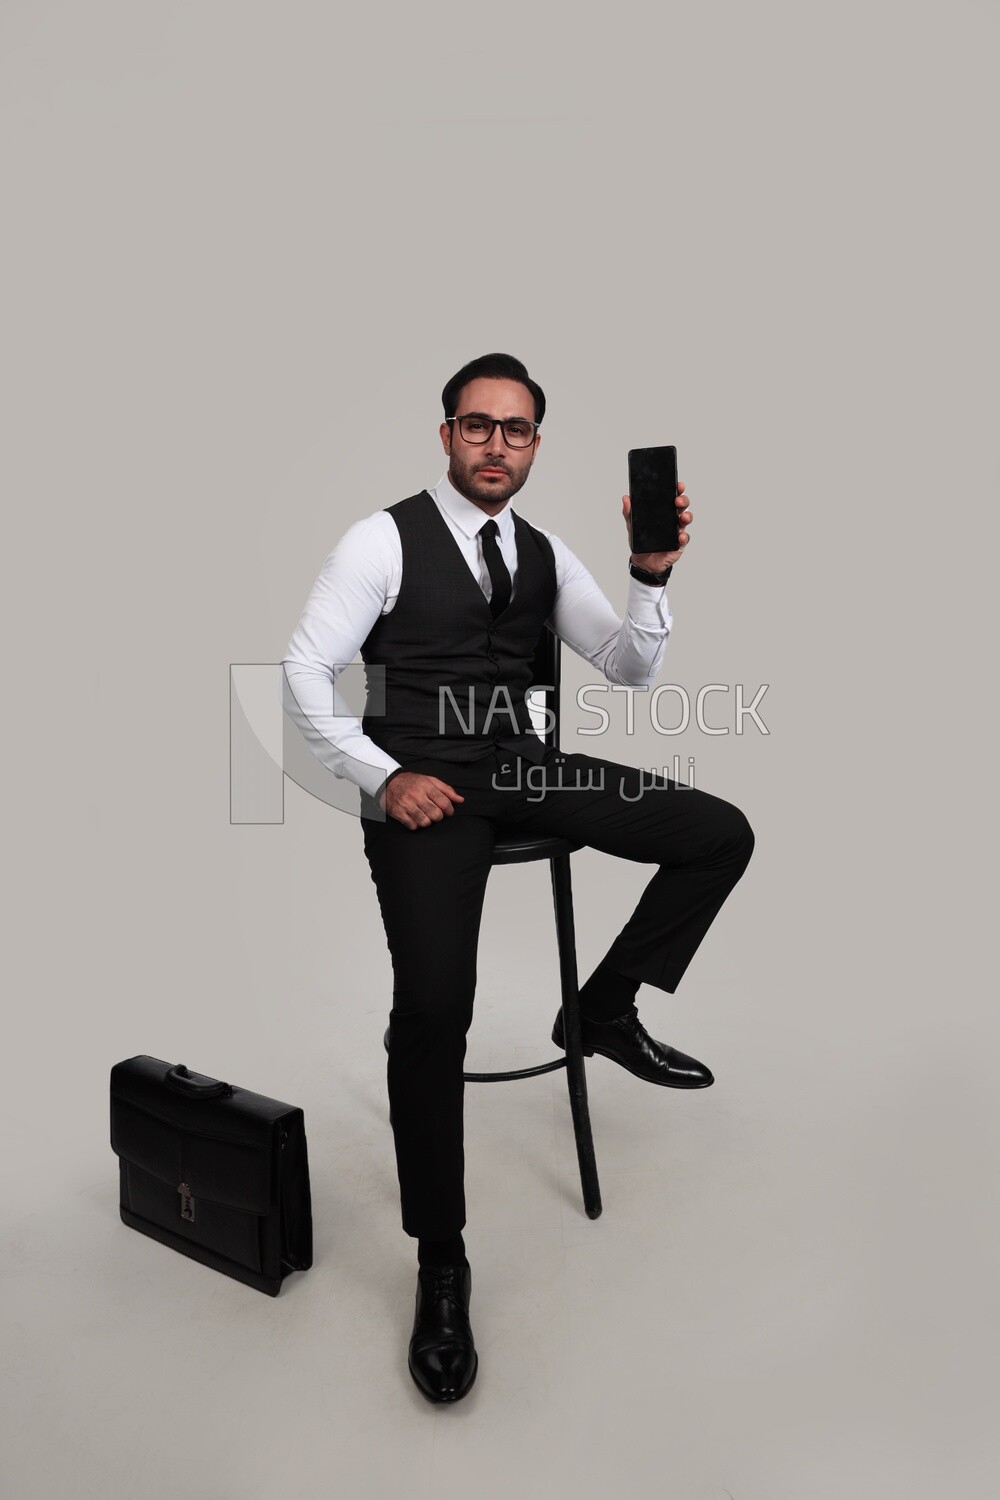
[[429, 470, 516, 545]]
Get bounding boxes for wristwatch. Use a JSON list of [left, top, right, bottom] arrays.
[[629, 560, 673, 587]]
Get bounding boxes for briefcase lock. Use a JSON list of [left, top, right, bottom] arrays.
[[178, 1181, 196, 1222]]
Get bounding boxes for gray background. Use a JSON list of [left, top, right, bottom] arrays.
[[3, 1, 996, 1496]]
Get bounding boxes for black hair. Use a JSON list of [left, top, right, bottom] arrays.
[[441, 352, 546, 427]]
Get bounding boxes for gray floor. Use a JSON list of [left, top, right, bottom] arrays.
[[5, 831, 994, 1499]]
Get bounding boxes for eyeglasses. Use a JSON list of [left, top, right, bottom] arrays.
[[446, 413, 540, 448]]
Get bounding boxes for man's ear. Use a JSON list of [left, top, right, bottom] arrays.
[[439, 421, 452, 454]]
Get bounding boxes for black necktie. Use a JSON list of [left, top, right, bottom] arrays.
[[479, 519, 512, 618]]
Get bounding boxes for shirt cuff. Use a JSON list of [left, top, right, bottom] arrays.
[[625, 573, 671, 629]]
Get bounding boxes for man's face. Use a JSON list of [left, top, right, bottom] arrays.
[[440, 377, 541, 512]]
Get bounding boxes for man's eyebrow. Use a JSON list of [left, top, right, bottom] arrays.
[[458, 410, 534, 421]]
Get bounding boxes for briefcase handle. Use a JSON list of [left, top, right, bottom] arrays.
[[164, 1063, 234, 1099]]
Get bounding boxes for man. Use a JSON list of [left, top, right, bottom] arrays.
[[281, 352, 755, 1404]]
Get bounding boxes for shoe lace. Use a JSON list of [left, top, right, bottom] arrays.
[[420, 1263, 465, 1302]]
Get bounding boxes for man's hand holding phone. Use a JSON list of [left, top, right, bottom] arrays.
[[379, 771, 465, 830], [623, 479, 692, 574]]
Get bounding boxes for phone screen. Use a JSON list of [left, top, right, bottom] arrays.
[[627, 446, 679, 555]]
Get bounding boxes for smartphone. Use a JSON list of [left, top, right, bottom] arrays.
[[627, 446, 679, 554]]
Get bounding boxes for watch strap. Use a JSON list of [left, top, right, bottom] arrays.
[[629, 560, 673, 586]]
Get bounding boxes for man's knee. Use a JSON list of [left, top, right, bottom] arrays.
[[693, 796, 754, 867], [721, 802, 755, 866], [390, 972, 476, 1039]]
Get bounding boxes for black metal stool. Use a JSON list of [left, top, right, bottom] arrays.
[[382, 626, 602, 1219]]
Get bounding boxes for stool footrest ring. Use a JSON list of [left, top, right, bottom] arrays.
[[463, 1059, 568, 1082]]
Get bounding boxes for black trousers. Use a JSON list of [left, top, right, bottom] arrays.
[[360, 744, 755, 1240]]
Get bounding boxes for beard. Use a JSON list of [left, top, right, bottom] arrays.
[[448, 452, 531, 506]]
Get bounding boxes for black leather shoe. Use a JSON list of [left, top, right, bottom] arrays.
[[408, 1261, 478, 1403], [552, 1003, 714, 1088]]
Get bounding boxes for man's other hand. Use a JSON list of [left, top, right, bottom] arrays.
[[378, 771, 465, 830], [623, 479, 692, 573]]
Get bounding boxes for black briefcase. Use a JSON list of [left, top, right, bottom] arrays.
[[109, 1055, 313, 1296]]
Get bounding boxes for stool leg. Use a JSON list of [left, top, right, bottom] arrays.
[[550, 853, 602, 1219]]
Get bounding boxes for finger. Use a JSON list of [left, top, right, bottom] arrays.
[[428, 791, 457, 816], [676, 479, 685, 493], [425, 787, 460, 817], [394, 794, 428, 830], [399, 785, 458, 827], [429, 778, 464, 800]]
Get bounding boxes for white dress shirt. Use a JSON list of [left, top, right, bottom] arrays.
[[281, 470, 673, 799]]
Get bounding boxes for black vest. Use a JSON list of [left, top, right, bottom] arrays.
[[359, 489, 558, 767]]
